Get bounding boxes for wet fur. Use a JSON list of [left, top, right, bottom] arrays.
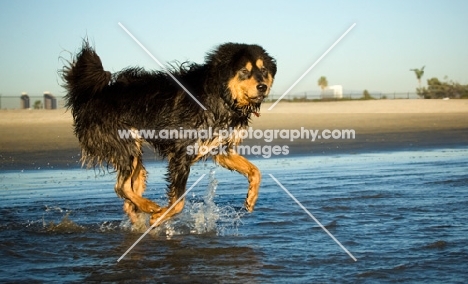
[[62, 41, 276, 226]]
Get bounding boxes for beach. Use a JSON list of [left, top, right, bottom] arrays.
[[1, 100, 468, 282], [1, 100, 467, 170]]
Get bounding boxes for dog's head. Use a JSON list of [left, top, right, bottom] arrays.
[[207, 43, 277, 110]]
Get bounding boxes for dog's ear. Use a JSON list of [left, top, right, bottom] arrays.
[[205, 43, 242, 87], [262, 53, 277, 78], [206, 43, 241, 70]]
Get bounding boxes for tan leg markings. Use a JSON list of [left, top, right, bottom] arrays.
[[214, 153, 261, 212], [117, 157, 161, 223], [123, 200, 139, 224], [131, 158, 147, 197], [123, 157, 151, 223], [150, 197, 185, 226]]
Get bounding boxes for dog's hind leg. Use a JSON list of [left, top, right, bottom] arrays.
[[116, 156, 162, 224], [122, 155, 152, 224], [131, 156, 147, 197], [214, 152, 261, 212], [149, 154, 191, 226]]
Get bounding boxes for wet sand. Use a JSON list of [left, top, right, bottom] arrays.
[[1, 100, 467, 170]]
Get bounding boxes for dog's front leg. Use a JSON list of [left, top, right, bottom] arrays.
[[149, 154, 191, 226], [214, 152, 261, 212]]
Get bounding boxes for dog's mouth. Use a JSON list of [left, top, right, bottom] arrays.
[[250, 96, 264, 104], [245, 93, 266, 104]]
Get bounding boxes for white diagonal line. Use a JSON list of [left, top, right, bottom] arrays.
[[118, 22, 207, 111], [269, 174, 357, 261], [117, 174, 206, 262], [268, 23, 356, 110]]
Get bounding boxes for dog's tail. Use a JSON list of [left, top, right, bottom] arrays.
[[62, 41, 112, 109]]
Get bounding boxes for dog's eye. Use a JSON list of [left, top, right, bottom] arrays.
[[239, 68, 250, 79], [240, 68, 250, 75], [261, 67, 268, 76]]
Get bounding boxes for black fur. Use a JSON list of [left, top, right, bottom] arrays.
[[62, 41, 276, 222]]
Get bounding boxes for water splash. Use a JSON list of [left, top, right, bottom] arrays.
[[43, 212, 85, 233], [99, 221, 120, 232], [190, 167, 220, 234], [149, 168, 246, 237], [44, 205, 64, 213]]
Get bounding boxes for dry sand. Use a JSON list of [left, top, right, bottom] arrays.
[[1, 100, 467, 169]]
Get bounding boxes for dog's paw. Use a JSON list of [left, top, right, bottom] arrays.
[[149, 209, 170, 227], [139, 200, 162, 214], [244, 201, 255, 212]]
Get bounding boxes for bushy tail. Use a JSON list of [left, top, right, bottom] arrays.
[[62, 41, 112, 110]]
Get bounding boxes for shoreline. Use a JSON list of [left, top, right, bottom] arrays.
[[1, 100, 467, 170]]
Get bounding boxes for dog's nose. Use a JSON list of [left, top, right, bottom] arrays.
[[257, 84, 267, 93]]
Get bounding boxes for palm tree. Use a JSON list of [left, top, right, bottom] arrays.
[[410, 66, 425, 88], [318, 76, 328, 91]]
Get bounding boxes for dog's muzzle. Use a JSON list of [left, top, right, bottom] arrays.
[[249, 83, 268, 103], [250, 94, 266, 104]]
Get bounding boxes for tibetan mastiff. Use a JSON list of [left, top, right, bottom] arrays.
[[62, 41, 276, 227]]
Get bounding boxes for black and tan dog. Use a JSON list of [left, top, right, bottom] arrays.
[[63, 41, 276, 226]]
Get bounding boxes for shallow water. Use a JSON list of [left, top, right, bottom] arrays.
[[1, 148, 467, 283]]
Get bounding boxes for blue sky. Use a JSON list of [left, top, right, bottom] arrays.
[[1, 0, 467, 99]]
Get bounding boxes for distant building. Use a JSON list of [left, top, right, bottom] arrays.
[[321, 85, 343, 99], [43, 92, 57, 109], [20, 92, 30, 109]]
